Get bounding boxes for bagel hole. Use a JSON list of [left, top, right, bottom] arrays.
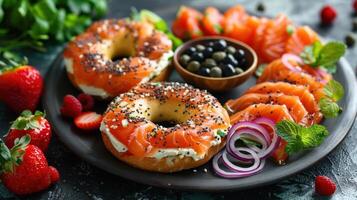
[[111, 54, 130, 62], [154, 120, 178, 128]]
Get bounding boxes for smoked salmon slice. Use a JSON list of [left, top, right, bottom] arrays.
[[257, 59, 328, 101], [226, 93, 309, 124], [230, 104, 294, 124], [260, 14, 293, 62], [285, 26, 320, 55], [244, 82, 322, 124]]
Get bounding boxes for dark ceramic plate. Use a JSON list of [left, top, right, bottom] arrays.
[[43, 3, 357, 192]]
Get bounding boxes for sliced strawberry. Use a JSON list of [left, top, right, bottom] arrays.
[[74, 112, 102, 131]]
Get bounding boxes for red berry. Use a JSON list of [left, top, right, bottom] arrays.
[[354, 0, 357, 12], [5, 110, 51, 152], [0, 135, 58, 196], [315, 175, 336, 196], [0, 66, 43, 113], [320, 5, 337, 25], [48, 166, 60, 183], [74, 112, 102, 131], [60, 95, 82, 118], [77, 93, 95, 111]]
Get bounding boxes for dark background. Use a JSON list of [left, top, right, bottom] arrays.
[[1, 0, 357, 199]]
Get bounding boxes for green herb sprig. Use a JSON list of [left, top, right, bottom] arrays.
[[0, 0, 107, 57]]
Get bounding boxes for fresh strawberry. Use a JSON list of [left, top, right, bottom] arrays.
[[0, 135, 59, 196], [4, 110, 51, 152], [0, 65, 43, 113], [320, 5, 337, 25], [48, 166, 60, 183], [74, 112, 102, 130], [315, 175, 336, 196], [60, 95, 82, 118], [77, 93, 95, 111]]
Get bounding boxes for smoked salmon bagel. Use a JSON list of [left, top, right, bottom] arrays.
[[63, 19, 173, 99], [100, 82, 230, 172]]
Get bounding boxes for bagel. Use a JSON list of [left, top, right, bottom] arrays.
[[63, 19, 173, 99], [100, 82, 230, 172]]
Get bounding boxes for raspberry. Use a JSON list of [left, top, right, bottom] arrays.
[[320, 5, 337, 25], [77, 93, 95, 111], [60, 95, 82, 118], [315, 175, 336, 196], [48, 166, 60, 183]]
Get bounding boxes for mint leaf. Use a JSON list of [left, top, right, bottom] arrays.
[[319, 98, 342, 118], [300, 41, 346, 74], [316, 42, 346, 68], [323, 79, 344, 101], [318, 80, 344, 118], [276, 120, 329, 154]]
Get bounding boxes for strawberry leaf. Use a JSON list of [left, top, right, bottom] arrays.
[[0, 135, 31, 173], [11, 110, 44, 130]]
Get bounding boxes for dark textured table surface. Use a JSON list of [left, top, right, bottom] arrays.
[[1, 0, 357, 199]]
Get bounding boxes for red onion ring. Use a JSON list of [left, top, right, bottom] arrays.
[[213, 117, 281, 179], [228, 122, 271, 143], [282, 53, 303, 73], [212, 152, 266, 179], [222, 148, 260, 172]]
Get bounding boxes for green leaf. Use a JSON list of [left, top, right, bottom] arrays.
[[0, 141, 11, 161], [276, 120, 329, 154], [217, 129, 227, 137], [323, 79, 344, 101], [316, 42, 346, 68], [319, 98, 342, 118], [0, 0, 4, 23], [18, 0, 28, 17], [91, 0, 107, 17], [300, 41, 345, 74], [286, 25, 294, 35], [10, 110, 44, 130], [255, 64, 267, 77]]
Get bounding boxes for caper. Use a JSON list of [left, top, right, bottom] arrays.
[[179, 54, 191, 66], [196, 44, 205, 51], [226, 46, 236, 54], [187, 61, 200, 72], [209, 67, 222, 77], [345, 33, 356, 48], [212, 51, 226, 61], [202, 58, 217, 68], [256, 2, 265, 12], [235, 67, 244, 74]]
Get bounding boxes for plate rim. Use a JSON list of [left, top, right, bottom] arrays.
[[43, 52, 357, 192]]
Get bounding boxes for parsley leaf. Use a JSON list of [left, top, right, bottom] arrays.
[[276, 120, 329, 154]]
